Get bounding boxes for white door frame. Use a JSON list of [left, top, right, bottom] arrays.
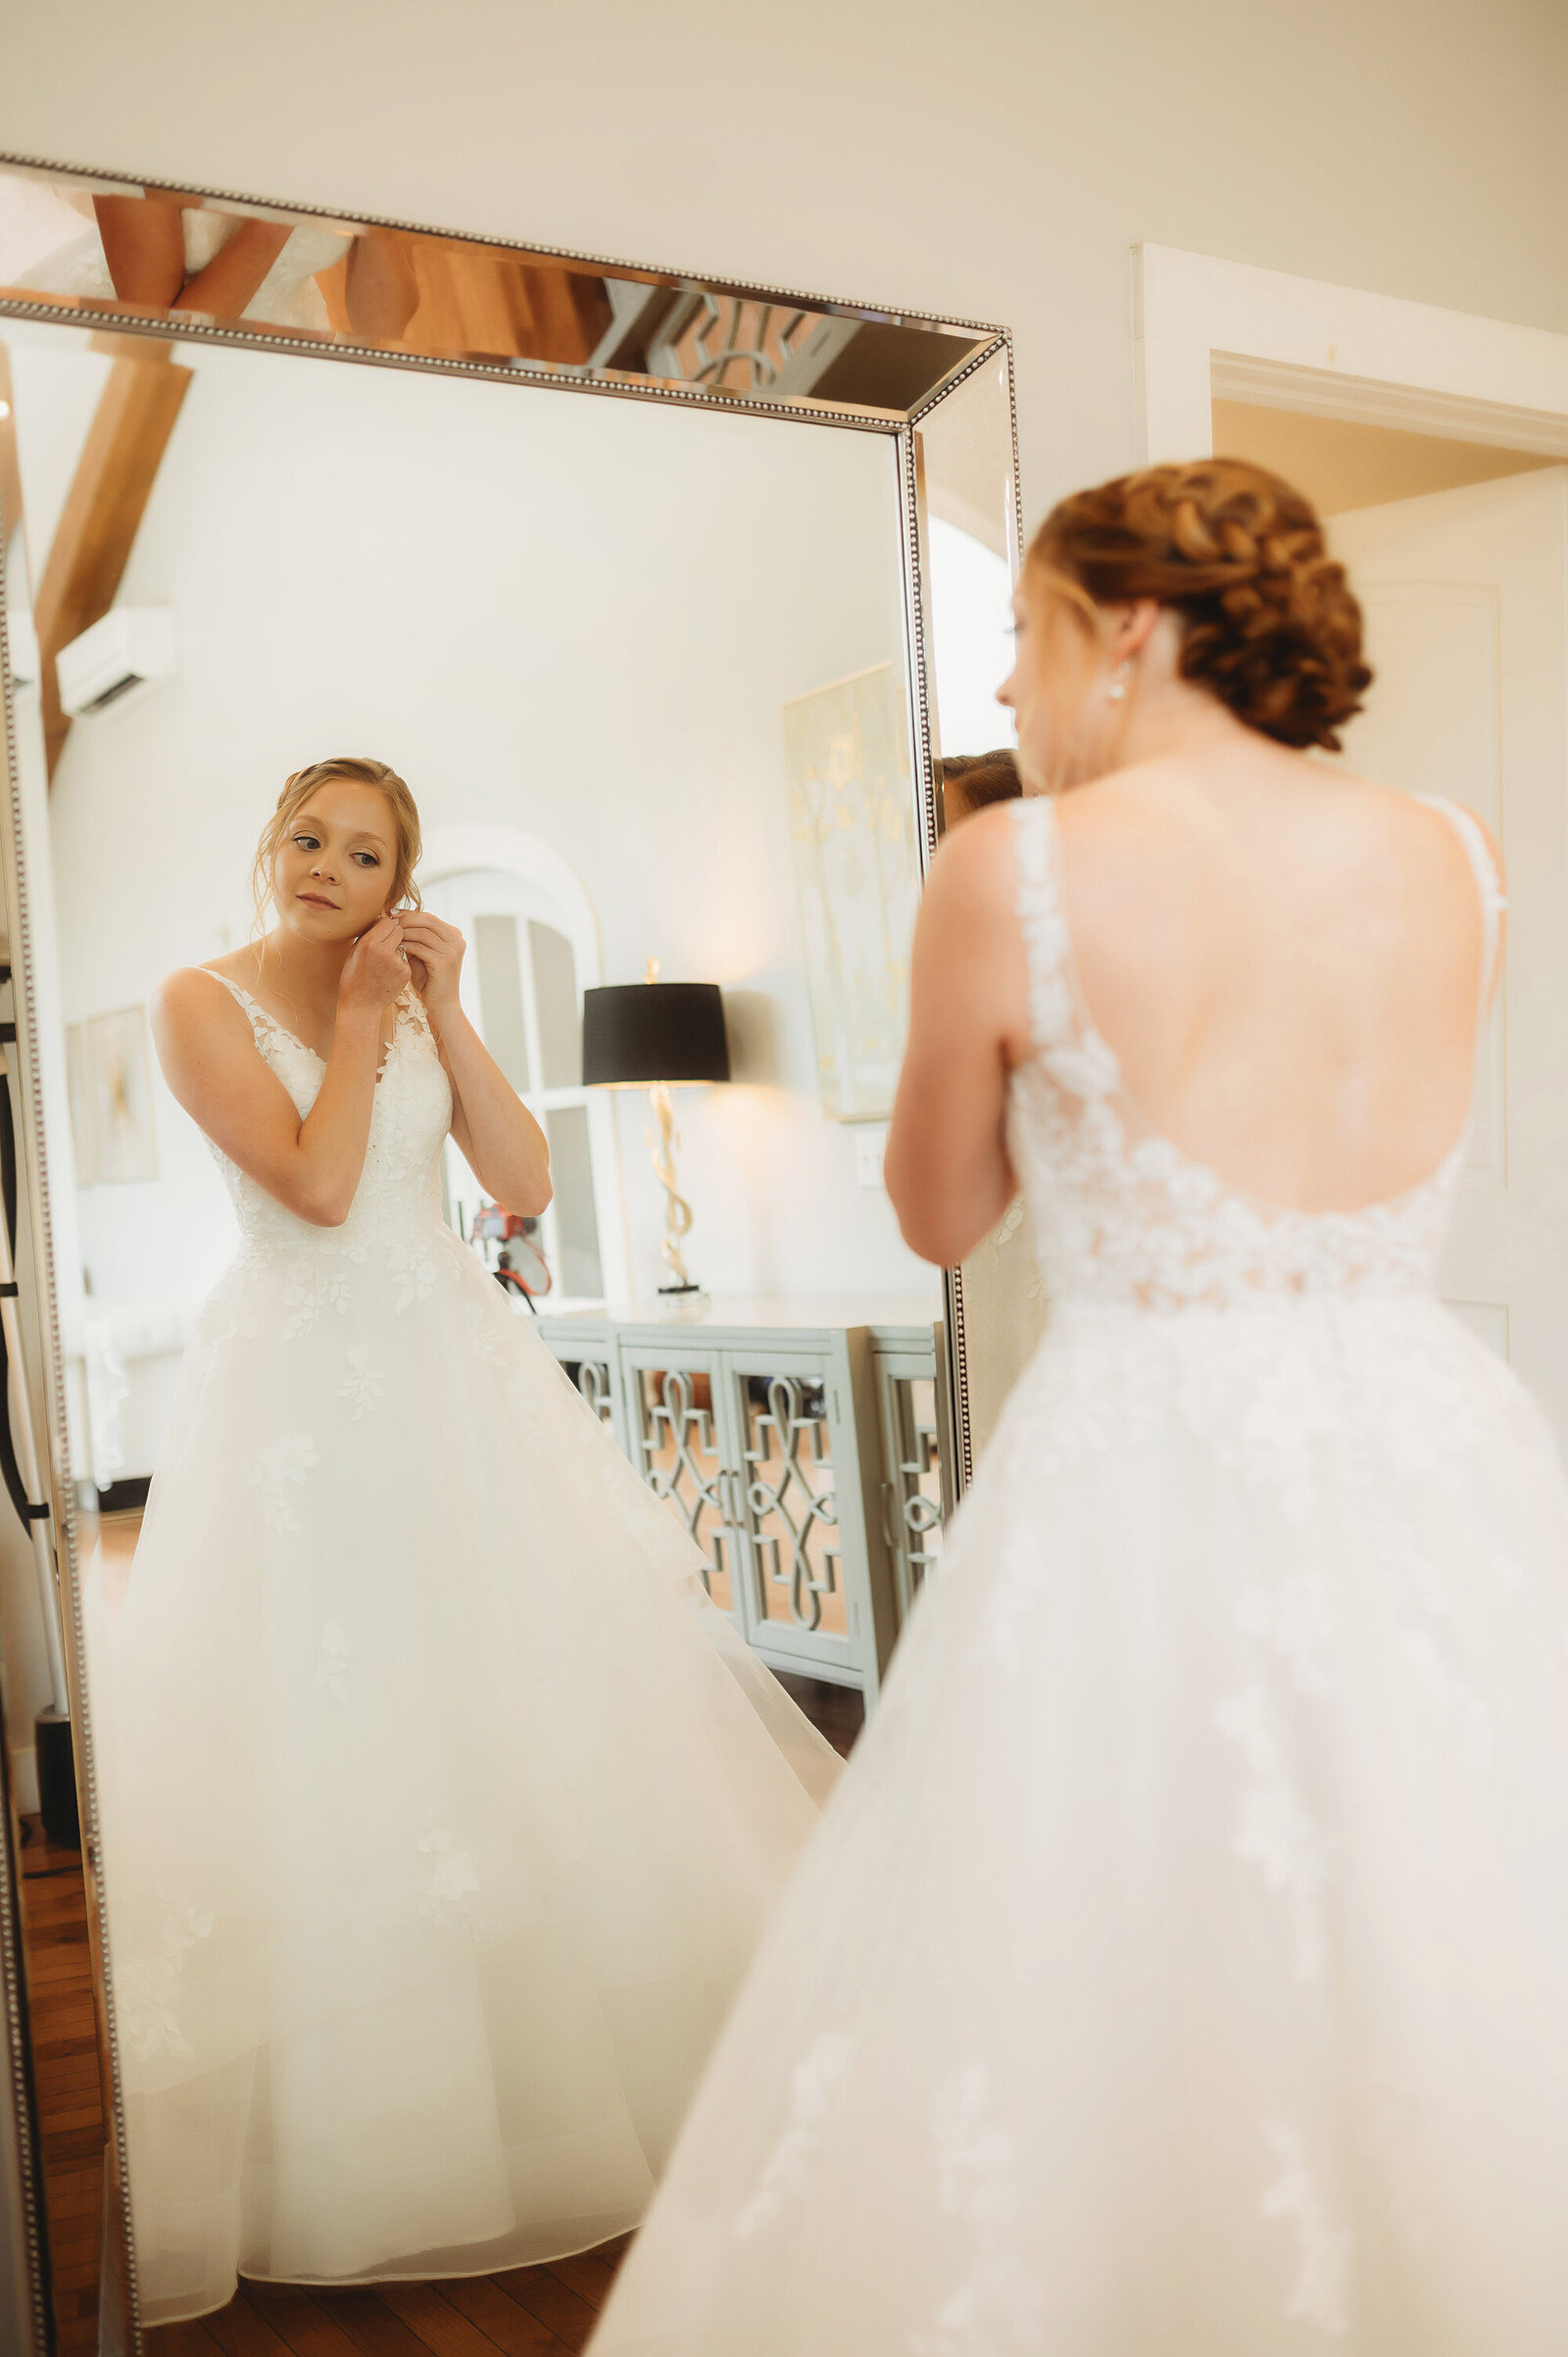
[[1134, 244, 1568, 465]]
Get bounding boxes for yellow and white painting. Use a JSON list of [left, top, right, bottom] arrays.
[[782, 662, 920, 1121], [83, 1006, 159, 1185]]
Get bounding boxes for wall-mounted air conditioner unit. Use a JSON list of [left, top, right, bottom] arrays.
[[56, 608, 177, 719]]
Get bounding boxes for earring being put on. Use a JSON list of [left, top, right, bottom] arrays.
[[1105, 661, 1131, 703]]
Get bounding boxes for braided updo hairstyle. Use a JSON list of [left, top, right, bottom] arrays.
[[1031, 459, 1372, 751]]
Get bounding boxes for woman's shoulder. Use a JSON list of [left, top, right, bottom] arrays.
[[927, 794, 1038, 903], [151, 962, 253, 1052]]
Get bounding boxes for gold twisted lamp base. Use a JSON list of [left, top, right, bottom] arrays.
[[647, 1081, 699, 1293]]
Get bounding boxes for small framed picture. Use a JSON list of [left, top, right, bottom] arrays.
[[84, 1007, 158, 1185], [782, 661, 920, 1122]]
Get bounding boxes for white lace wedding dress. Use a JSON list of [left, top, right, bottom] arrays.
[[90, 975, 838, 2327], [589, 794, 1568, 2356]]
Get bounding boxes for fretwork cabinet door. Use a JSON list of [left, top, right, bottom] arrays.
[[531, 1316, 630, 1456], [615, 1339, 749, 1633], [874, 1330, 951, 1626], [718, 1331, 898, 1698]]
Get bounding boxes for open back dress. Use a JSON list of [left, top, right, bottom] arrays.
[[588, 792, 1568, 2357]]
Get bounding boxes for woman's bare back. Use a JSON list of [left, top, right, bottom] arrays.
[[1049, 743, 1496, 1216]]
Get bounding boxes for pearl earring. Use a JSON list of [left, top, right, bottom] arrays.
[[1105, 662, 1130, 703]]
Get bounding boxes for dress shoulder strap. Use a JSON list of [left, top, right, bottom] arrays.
[[204, 969, 263, 1028], [1414, 795, 1507, 1009], [200, 969, 297, 1060], [1008, 795, 1075, 1056]]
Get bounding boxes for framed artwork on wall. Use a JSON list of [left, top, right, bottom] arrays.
[[783, 661, 919, 1121], [84, 1007, 158, 1184]]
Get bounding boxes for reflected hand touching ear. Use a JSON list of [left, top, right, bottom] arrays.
[[396, 911, 465, 1012], [337, 914, 409, 1018]]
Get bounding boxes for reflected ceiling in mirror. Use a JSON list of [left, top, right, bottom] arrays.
[[0, 159, 996, 422]]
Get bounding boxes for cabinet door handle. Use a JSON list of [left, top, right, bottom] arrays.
[[878, 1477, 898, 1553]]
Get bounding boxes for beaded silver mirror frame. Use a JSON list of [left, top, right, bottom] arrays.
[[0, 151, 1022, 2352]]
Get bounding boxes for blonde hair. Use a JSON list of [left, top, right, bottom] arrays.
[[251, 757, 423, 939], [1029, 459, 1371, 751]]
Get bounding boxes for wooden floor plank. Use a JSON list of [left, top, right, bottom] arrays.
[[432, 2278, 570, 2356], [236, 2283, 366, 2357], [379, 2281, 529, 2357], [305, 2288, 436, 2357], [490, 2270, 597, 2354], [146, 2321, 223, 2354], [201, 2295, 300, 2356], [32, 1806, 111, 2357], [542, 2252, 616, 2311]]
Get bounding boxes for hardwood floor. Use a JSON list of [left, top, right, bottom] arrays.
[[17, 1663, 856, 2350], [19, 1813, 108, 2356], [146, 2237, 633, 2355]]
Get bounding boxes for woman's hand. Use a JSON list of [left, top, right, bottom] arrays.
[[397, 911, 466, 1015], [338, 914, 410, 1016]]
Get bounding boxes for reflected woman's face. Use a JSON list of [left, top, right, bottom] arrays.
[[272, 784, 399, 943]]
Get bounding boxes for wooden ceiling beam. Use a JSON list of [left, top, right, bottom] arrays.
[[33, 346, 190, 781]]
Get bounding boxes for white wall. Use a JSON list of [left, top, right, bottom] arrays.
[[24, 329, 932, 1310], [1, 0, 1562, 526]]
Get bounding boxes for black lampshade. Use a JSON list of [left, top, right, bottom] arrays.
[[581, 981, 731, 1088]]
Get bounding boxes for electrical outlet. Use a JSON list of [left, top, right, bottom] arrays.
[[855, 1126, 888, 1189]]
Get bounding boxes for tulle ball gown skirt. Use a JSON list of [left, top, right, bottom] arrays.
[[89, 1219, 836, 2325], [589, 1292, 1568, 2356]]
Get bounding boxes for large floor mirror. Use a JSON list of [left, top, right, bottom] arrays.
[[0, 160, 1030, 2350]]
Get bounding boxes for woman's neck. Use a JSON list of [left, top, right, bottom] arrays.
[[1107, 677, 1257, 775], [253, 923, 354, 1013]]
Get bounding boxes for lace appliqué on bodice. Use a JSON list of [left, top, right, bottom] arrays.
[[1003, 796, 1500, 1314], [204, 976, 454, 1287]]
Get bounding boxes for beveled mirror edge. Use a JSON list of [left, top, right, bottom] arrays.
[[0, 150, 998, 333], [903, 321, 1026, 1500], [0, 150, 1004, 429], [0, 153, 1020, 2348], [896, 423, 971, 1498]]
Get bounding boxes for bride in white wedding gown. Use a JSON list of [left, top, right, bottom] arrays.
[[588, 459, 1568, 2356], [92, 757, 838, 2326]]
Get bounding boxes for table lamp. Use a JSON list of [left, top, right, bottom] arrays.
[[582, 959, 731, 1309]]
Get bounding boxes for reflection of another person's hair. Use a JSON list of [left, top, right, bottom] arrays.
[[250, 756, 424, 942], [940, 749, 1021, 828]]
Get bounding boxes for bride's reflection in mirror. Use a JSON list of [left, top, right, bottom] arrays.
[[98, 747, 840, 2320], [0, 306, 956, 2326]]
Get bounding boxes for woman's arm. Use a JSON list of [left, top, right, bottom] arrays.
[[397, 912, 553, 1217], [883, 806, 1029, 1267], [151, 918, 411, 1227]]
